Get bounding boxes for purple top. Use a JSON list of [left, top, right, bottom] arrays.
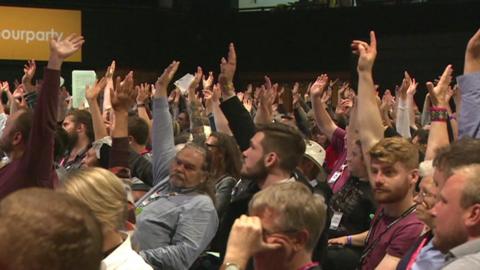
[[457, 72, 480, 139], [0, 68, 59, 199], [327, 128, 350, 193], [361, 208, 424, 270]]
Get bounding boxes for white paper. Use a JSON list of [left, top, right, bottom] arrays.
[[174, 73, 194, 95], [72, 70, 97, 109]]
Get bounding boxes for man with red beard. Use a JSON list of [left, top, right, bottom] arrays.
[[352, 31, 424, 270], [355, 137, 424, 270]]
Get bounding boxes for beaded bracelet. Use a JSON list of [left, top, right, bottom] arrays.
[[430, 106, 448, 122]]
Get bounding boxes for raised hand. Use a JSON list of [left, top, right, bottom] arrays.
[[136, 83, 151, 105], [397, 71, 412, 100], [85, 77, 107, 102], [50, 34, 84, 60], [465, 28, 480, 74], [219, 43, 237, 99], [0, 81, 9, 93], [111, 71, 137, 113], [236, 92, 245, 102], [12, 84, 28, 110], [406, 78, 418, 97], [188, 66, 203, 103], [202, 71, 214, 90], [155, 61, 180, 98], [426, 65, 453, 107], [381, 89, 395, 109], [23, 60, 36, 81], [351, 31, 377, 72], [243, 97, 253, 113], [105, 60, 116, 79], [321, 87, 332, 104], [310, 74, 329, 99]]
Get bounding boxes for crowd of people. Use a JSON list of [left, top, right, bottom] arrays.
[[0, 25, 479, 270]]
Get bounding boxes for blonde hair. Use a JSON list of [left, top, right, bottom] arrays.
[[63, 167, 128, 232], [452, 164, 480, 209], [369, 137, 419, 170], [249, 182, 326, 251]]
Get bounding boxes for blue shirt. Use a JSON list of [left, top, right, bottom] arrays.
[[457, 72, 480, 139], [132, 97, 219, 270], [411, 238, 445, 270]]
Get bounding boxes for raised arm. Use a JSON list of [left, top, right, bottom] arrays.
[[204, 84, 233, 136], [425, 65, 453, 161], [254, 76, 277, 125], [22, 60, 36, 93], [136, 83, 153, 131], [310, 74, 339, 142], [188, 67, 207, 145], [352, 31, 384, 176], [380, 90, 394, 128], [458, 28, 480, 138], [25, 34, 84, 188], [218, 43, 256, 151], [395, 72, 412, 139], [109, 71, 137, 169], [86, 77, 109, 141], [151, 61, 180, 186]]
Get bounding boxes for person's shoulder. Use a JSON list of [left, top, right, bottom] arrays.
[[216, 175, 237, 186], [444, 252, 480, 270], [190, 193, 216, 209]]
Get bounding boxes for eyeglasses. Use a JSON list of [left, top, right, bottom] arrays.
[[262, 228, 299, 239], [418, 190, 436, 201]]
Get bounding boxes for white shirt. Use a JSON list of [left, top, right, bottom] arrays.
[[101, 233, 153, 270]]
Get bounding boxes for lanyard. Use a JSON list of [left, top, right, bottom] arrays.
[[297, 262, 319, 270], [406, 237, 428, 270], [359, 204, 417, 266]]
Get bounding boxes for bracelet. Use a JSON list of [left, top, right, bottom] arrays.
[[430, 106, 448, 112], [429, 106, 448, 122], [347, 235, 352, 246]]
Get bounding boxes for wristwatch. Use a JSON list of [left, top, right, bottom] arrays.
[[224, 262, 240, 270]]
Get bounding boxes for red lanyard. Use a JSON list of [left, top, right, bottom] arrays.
[[297, 262, 319, 270], [406, 237, 428, 270]]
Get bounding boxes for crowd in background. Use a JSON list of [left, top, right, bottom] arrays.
[[0, 26, 479, 270]]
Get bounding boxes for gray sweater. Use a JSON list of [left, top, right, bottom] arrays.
[[133, 97, 218, 270]]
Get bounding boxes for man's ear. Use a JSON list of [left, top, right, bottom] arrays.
[[264, 152, 279, 168], [76, 123, 84, 133], [465, 204, 480, 229], [128, 135, 134, 144], [291, 229, 309, 252], [12, 131, 23, 146], [409, 168, 419, 186]]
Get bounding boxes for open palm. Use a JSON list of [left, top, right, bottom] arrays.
[[50, 34, 84, 59]]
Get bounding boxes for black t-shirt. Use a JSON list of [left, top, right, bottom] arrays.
[[328, 177, 377, 238]]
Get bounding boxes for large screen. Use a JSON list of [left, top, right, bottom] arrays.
[[0, 6, 81, 62]]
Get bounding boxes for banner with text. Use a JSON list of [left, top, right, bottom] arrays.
[[0, 6, 81, 62]]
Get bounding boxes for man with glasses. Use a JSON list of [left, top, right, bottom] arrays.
[[220, 182, 327, 270], [396, 161, 445, 270]]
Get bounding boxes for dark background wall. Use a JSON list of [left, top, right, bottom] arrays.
[[0, 1, 478, 99]]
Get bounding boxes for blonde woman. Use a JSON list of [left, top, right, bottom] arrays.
[[63, 167, 152, 270]]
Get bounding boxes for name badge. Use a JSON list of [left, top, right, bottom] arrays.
[[328, 171, 342, 184], [329, 211, 343, 230]]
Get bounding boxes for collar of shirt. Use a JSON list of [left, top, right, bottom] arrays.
[[447, 238, 480, 262], [279, 176, 296, 183]]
